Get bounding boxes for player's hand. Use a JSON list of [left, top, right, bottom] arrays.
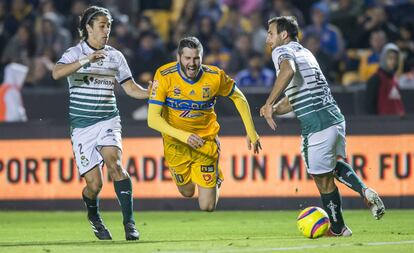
[[260, 104, 277, 131], [187, 134, 205, 149], [247, 136, 262, 154], [87, 50, 107, 63]]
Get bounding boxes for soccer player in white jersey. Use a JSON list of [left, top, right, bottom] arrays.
[[52, 6, 148, 241], [260, 16, 385, 236]]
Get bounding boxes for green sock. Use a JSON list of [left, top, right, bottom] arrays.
[[334, 160, 366, 197], [321, 187, 345, 234], [114, 177, 135, 225], [82, 193, 100, 220]]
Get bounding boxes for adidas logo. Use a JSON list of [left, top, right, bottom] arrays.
[[189, 90, 195, 95]]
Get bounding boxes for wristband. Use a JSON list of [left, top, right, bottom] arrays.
[[79, 58, 90, 66]]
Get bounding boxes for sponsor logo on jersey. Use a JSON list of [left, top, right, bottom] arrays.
[[165, 97, 215, 110], [179, 110, 202, 118], [201, 165, 215, 173], [202, 174, 213, 183], [81, 76, 115, 85], [189, 90, 195, 96]]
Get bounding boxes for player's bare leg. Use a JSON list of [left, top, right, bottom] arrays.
[[177, 183, 196, 197], [100, 146, 139, 240], [83, 166, 112, 240], [313, 173, 352, 237], [197, 185, 218, 212]]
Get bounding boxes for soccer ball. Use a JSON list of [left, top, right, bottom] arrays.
[[297, 206, 330, 239]]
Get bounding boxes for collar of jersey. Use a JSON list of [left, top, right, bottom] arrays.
[[84, 40, 105, 51], [177, 63, 203, 84]]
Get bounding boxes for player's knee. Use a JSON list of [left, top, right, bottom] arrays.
[[199, 202, 216, 212], [88, 181, 103, 195], [179, 189, 195, 198], [106, 159, 125, 179]]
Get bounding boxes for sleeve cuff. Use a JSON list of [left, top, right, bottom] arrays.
[[148, 99, 164, 105], [119, 76, 132, 85], [226, 82, 236, 97]]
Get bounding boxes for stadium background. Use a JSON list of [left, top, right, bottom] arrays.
[[1, 0, 414, 211]]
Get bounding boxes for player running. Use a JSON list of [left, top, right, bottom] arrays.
[[260, 16, 385, 236], [52, 6, 148, 240], [148, 37, 261, 211]]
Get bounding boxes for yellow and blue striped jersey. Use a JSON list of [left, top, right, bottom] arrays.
[[148, 62, 235, 141]]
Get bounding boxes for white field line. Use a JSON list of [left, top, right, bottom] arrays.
[[155, 240, 414, 253]]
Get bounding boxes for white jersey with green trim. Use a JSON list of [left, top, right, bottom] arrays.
[[57, 41, 132, 129], [272, 41, 344, 135]]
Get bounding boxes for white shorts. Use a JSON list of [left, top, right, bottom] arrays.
[[301, 121, 346, 175], [71, 116, 122, 176]]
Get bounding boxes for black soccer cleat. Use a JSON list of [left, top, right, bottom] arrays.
[[88, 217, 112, 240], [124, 222, 140, 241]]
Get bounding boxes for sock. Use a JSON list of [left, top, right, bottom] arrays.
[[114, 177, 135, 225], [321, 187, 345, 234], [334, 160, 366, 197], [82, 193, 100, 220]]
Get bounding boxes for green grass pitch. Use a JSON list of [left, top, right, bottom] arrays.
[[0, 210, 413, 253]]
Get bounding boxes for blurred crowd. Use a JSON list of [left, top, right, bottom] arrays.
[[0, 0, 414, 119]]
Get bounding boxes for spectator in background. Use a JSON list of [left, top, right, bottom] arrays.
[[167, 19, 188, 55], [249, 11, 267, 54], [227, 32, 254, 75], [304, 1, 344, 61], [234, 51, 274, 88], [133, 15, 155, 40], [1, 22, 36, 85], [366, 43, 405, 116], [342, 29, 387, 86], [355, 4, 399, 48], [0, 1, 10, 59], [195, 15, 217, 50], [36, 12, 72, 59], [265, 0, 305, 28], [3, 0, 35, 36], [64, 0, 89, 42], [204, 34, 230, 70], [222, 0, 263, 17], [198, 0, 223, 22], [399, 58, 414, 89], [329, 0, 363, 48], [358, 30, 387, 82], [0, 63, 29, 122], [132, 31, 170, 83], [108, 15, 135, 62], [217, 5, 251, 49], [303, 34, 336, 83], [396, 21, 414, 72]]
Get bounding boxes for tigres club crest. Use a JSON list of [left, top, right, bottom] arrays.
[[202, 87, 210, 99]]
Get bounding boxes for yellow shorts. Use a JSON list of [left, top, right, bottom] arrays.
[[163, 138, 223, 188]]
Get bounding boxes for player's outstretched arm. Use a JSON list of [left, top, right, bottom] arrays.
[[122, 79, 149, 99], [229, 86, 262, 154], [260, 59, 295, 130], [273, 96, 293, 115], [52, 50, 107, 80], [147, 103, 204, 149]]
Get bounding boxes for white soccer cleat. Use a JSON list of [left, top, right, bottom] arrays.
[[325, 225, 352, 237], [364, 188, 385, 220]]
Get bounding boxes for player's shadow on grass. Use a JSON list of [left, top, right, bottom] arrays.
[[0, 237, 269, 247]]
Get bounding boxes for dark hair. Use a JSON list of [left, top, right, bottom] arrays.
[[268, 16, 299, 41], [177, 37, 203, 55], [78, 6, 112, 40]]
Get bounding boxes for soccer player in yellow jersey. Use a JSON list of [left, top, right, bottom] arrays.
[[148, 37, 261, 211]]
